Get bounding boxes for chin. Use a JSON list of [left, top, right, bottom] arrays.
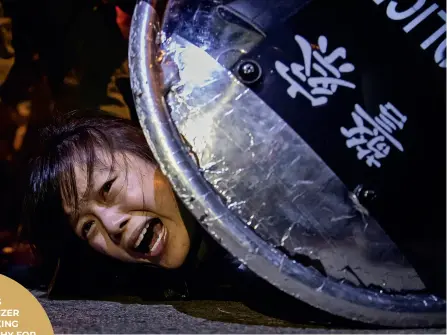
[[161, 239, 191, 269], [158, 256, 184, 269]]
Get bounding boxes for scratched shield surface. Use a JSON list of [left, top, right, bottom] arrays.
[[164, 34, 425, 292], [160, 0, 424, 291], [129, 0, 446, 327]]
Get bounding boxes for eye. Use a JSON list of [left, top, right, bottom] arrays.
[[101, 178, 116, 198], [81, 220, 95, 240]]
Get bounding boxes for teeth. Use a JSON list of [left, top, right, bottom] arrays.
[[151, 226, 164, 252], [134, 222, 150, 248]]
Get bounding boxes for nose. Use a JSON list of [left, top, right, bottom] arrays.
[[96, 206, 130, 243]]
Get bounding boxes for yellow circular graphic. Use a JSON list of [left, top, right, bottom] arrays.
[[0, 275, 53, 335]]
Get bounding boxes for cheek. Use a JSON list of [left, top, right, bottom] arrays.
[[153, 169, 180, 219], [89, 231, 136, 263], [90, 234, 109, 256], [90, 233, 131, 262], [124, 171, 156, 210], [124, 183, 155, 210]]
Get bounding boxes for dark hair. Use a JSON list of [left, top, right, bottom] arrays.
[[22, 110, 157, 292]]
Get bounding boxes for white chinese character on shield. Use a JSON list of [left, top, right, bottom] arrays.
[[340, 102, 408, 168], [275, 35, 356, 107]]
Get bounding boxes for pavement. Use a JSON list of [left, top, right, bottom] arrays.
[[31, 290, 446, 334]]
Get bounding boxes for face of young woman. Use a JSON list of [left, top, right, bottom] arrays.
[[62, 150, 191, 269]]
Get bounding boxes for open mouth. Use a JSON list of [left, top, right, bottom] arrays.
[[132, 218, 167, 257]]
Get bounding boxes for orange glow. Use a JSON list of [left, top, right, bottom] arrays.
[[2, 246, 14, 254]]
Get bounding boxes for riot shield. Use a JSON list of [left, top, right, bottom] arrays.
[[128, 0, 446, 326]]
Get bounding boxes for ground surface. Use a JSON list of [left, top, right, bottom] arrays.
[[31, 290, 445, 334]]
